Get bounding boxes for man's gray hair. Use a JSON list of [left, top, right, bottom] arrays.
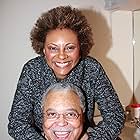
[[42, 82, 86, 113]]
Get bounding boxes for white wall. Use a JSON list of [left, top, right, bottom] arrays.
[[89, 10, 133, 107], [110, 11, 133, 106], [134, 10, 140, 103], [0, 0, 135, 139]]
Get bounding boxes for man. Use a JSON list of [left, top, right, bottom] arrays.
[[41, 83, 86, 140]]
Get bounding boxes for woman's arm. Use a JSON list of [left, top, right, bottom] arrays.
[[8, 64, 45, 140], [87, 61, 125, 140]]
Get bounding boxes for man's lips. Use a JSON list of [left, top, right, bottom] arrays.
[[54, 131, 70, 139]]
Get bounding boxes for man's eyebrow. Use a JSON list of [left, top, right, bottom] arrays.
[[45, 108, 56, 112], [45, 108, 79, 113], [64, 108, 79, 113]]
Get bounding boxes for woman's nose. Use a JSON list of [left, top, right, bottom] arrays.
[[58, 49, 68, 60]]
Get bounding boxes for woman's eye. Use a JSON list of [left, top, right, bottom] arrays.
[[65, 46, 75, 52], [48, 46, 58, 52]]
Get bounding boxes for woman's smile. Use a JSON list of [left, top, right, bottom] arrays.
[[54, 61, 71, 68]]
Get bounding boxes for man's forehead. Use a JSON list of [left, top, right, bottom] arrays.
[[44, 91, 81, 112]]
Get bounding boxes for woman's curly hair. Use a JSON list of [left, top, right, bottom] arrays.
[[30, 5, 94, 57]]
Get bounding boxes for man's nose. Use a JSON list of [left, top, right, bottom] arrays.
[[57, 115, 68, 126]]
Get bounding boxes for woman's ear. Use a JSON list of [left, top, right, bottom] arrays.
[[43, 48, 46, 55]]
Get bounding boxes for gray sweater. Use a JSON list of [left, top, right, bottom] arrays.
[[8, 56, 125, 140]]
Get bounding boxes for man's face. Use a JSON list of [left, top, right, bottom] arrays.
[[43, 28, 80, 79], [43, 90, 84, 140]]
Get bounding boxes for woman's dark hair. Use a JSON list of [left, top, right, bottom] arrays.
[[30, 5, 94, 57]]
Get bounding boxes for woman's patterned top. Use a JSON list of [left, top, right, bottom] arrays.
[[8, 56, 125, 140]]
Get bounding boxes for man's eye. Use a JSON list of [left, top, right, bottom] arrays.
[[47, 112, 57, 118], [66, 112, 78, 118]]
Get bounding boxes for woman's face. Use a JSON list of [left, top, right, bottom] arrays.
[[43, 29, 80, 79]]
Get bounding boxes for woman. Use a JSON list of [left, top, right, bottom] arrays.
[[8, 6, 125, 140]]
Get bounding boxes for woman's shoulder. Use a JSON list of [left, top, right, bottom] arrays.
[[26, 55, 44, 63], [24, 56, 45, 66], [82, 56, 102, 67], [80, 56, 106, 75], [21, 56, 46, 71], [79, 56, 106, 80]]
